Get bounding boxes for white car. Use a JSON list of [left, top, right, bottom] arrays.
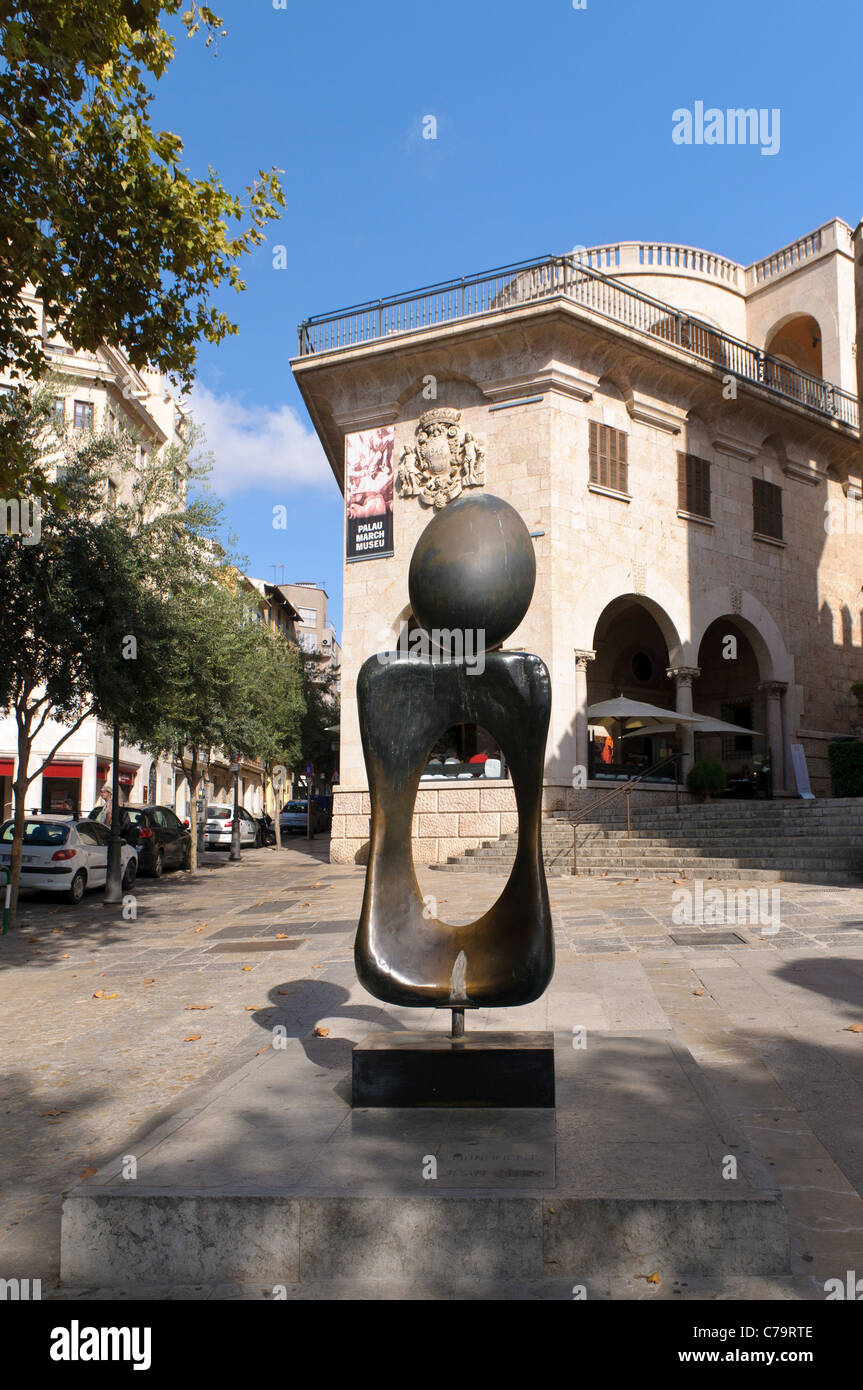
[[0, 815, 138, 904], [202, 804, 261, 850]]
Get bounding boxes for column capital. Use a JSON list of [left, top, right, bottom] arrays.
[[574, 649, 596, 670], [666, 666, 701, 685], [758, 680, 788, 697]]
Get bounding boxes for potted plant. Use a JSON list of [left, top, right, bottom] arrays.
[[686, 758, 727, 803]]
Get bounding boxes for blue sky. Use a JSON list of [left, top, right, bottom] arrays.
[[151, 0, 863, 639]]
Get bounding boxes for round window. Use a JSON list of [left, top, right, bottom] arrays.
[[632, 651, 653, 683]]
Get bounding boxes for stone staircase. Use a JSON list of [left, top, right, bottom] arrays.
[[430, 800, 863, 884]]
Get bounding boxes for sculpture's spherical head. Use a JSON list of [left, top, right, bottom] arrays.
[[408, 493, 535, 651]]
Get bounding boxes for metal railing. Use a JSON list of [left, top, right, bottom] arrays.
[[570, 753, 681, 876], [297, 254, 859, 430]]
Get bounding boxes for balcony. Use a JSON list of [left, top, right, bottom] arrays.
[[297, 253, 859, 432]]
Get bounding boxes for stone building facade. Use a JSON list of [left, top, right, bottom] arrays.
[[292, 219, 863, 864]]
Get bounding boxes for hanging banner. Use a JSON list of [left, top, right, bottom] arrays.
[[345, 426, 394, 561]]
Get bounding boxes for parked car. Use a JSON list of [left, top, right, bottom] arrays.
[[0, 815, 138, 903], [203, 804, 261, 850], [279, 800, 330, 836], [122, 805, 191, 877]]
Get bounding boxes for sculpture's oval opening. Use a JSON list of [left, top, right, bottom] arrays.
[[413, 722, 515, 925]]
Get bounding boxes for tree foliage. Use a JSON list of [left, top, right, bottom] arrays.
[[0, 2, 284, 389]]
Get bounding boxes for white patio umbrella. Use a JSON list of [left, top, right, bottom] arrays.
[[587, 696, 703, 725], [692, 715, 761, 736]]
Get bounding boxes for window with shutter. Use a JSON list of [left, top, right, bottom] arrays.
[[590, 422, 628, 494], [753, 478, 782, 539], [677, 453, 711, 518]]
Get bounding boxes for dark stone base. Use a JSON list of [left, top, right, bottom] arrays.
[[351, 1031, 555, 1108]]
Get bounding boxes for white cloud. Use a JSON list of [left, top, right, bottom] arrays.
[[187, 384, 332, 496]]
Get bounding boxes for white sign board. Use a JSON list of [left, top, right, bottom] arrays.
[[790, 743, 815, 799]]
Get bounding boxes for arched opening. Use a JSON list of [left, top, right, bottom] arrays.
[[695, 618, 770, 792], [765, 314, 822, 380], [587, 597, 680, 779]]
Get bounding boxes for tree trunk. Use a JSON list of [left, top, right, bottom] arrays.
[[274, 781, 282, 851], [186, 748, 200, 874], [8, 732, 33, 930]]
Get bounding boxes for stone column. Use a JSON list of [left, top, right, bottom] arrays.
[[573, 649, 596, 785], [759, 681, 788, 794], [666, 666, 701, 781]]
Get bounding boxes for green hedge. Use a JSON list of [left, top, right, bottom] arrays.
[[828, 739, 863, 797]]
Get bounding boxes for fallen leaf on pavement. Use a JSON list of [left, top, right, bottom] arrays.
[[277, 989, 290, 995], [693, 989, 704, 996], [275, 933, 288, 939], [40, 1110, 67, 1117], [242, 966, 252, 972], [646, 1272, 661, 1285], [256, 1046, 268, 1055], [843, 1023, 863, 1033], [92, 989, 118, 999], [80, 1167, 99, 1180], [312, 964, 323, 970], [313, 1026, 330, 1037], [185, 1004, 212, 1011], [143, 978, 155, 984], [183, 1034, 202, 1042], [245, 1005, 258, 1011]]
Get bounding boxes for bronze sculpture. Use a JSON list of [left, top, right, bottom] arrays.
[[354, 492, 554, 1031]]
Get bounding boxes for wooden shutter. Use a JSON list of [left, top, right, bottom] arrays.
[[677, 453, 711, 518], [753, 478, 782, 539], [590, 422, 628, 493]]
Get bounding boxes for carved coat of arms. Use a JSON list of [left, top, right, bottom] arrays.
[[397, 407, 486, 509]]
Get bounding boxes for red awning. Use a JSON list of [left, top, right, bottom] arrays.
[[43, 763, 82, 779]]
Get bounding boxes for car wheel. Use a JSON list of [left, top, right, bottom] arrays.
[[66, 870, 86, 905], [122, 857, 137, 892], [151, 849, 164, 879]]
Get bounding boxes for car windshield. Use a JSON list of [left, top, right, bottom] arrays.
[[208, 807, 232, 819], [0, 820, 70, 845], [282, 803, 308, 814]]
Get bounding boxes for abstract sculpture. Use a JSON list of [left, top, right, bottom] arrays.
[[354, 492, 554, 1055]]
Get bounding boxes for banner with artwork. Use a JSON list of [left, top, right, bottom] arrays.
[[345, 426, 394, 560]]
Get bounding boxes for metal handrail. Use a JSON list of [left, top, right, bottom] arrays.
[[296, 253, 859, 431], [571, 753, 681, 876]]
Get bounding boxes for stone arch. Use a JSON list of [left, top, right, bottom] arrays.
[[573, 566, 688, 662], [691, 586, 793, 684], [764, 313, 823, 378]]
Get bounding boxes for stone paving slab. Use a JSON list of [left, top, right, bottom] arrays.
[[3, 843, 863, 1298]]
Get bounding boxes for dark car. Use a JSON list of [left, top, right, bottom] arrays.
[[124, 804, 191, 877]]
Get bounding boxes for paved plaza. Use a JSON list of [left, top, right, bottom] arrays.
[[2, 840, 862, 1298]]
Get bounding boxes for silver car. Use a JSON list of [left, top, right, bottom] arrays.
[[0, 815, 138, 903], [203, 804, 261, 850]]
